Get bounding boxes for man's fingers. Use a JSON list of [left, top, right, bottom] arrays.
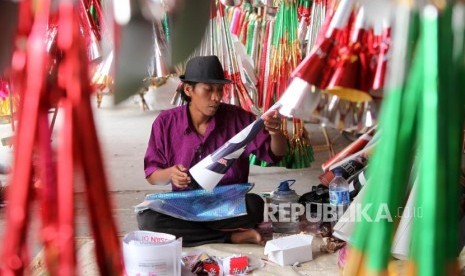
[[265, 119, 281, 129], [172, 164, 189, 178], [175, 164, 186, 171], [172, 173, 191, 185], [173, 182, 189, 190], [173, 172, 188, 180], [175, 182, 189, 188], [174, 177, 191, 188]]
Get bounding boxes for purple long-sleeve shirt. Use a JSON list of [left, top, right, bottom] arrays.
[[144, 103, 281, 190]]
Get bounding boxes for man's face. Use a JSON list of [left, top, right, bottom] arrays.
[[185, 83, 225, 116]]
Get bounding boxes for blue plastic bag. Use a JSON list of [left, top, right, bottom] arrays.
[[139, 183, 254, 221]]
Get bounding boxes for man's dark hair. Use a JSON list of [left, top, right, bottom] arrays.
[[179, 81, 197, 103]]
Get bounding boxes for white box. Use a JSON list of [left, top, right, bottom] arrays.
[[264, 234, 314, 266]]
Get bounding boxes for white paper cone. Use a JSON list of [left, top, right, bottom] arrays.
[[391, 183, 417, 260], [277, 77, 320, 119], [327, 0, 355, 34], [189, 118, 266, 191], [144, 76, 180, 111], [189, 155, 230, 191], [232, 35, 257, 85]]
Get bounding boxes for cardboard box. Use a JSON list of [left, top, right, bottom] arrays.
[[264, 234, 314, 266]]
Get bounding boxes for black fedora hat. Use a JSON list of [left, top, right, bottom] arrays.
[[180, 55, 232, 84]]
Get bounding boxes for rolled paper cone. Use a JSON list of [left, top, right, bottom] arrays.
[[230, 86, 240, 106], [277, 77, 321, 120], [325, 52, 372, 102], [291, 28, 341, 89], [46, 25, 58, 53], [251, 20, 260, 63], [327, 0, 355, 35], [326, 8, 372, 103], [306, 0, 326, 55], [91, 0, 105, 28], [245, 20, 253, 54], [367, 23, 380, 88], [357, 100, 378, 133], [244, 82, 259, 108], [238, 10, 247, 37], [391, 183, 417, 260], [190, 103, 281, 190], [91, 51, 114, 89], [233, 35, 256, 83], [261, 22, 274, 108], [79, 1, 102, 62], [371, 25, 391, 91], [349, 7, 365, 43], [339, 102, 356, 130], [225, 5, 233, 21], [312, 92, 329, 119], [304, 0, 354, 85], [231, 75, 251, 112], [319, 170, 334, 186], [328, 143, 375, 172], [318, 94, 341, 127], [230, 7, 242, 35], [88, 31, 102, 62], [210, 0, 218, 19], [150, 21, 170, 79], [189, 119, 262, 191], [321, 127, 375, 171], [240, 17, 249, 45], [298, 17, 309, 45], [354, 102, 367, 129]]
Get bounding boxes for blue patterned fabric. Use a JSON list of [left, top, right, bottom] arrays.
[[143, 183, 254, 221]]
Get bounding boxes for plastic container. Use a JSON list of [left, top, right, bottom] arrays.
[[329, 169, 350, 222], [270, 180, 300, 234]]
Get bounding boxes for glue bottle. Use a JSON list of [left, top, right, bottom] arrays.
[[270, 180, 300, 234]]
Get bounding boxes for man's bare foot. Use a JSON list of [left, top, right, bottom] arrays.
[[231, 229, 265, 246]]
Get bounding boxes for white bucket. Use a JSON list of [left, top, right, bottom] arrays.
[[122, 231, 182, 276]]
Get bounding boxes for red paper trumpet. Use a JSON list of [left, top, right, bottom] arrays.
[[371, 24, 391, 92], [321, 127, 375, 172], [325, 7, 372, 103], [291, 0, 355, 89]]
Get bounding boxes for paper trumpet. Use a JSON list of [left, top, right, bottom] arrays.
[[189, 103, 281, 191], [391, 183, 417, 260]]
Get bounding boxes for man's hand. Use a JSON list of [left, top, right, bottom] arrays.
[[263, 110, 288, 156], [264, 110, 282, 135], [170, 164, 191, 189]]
